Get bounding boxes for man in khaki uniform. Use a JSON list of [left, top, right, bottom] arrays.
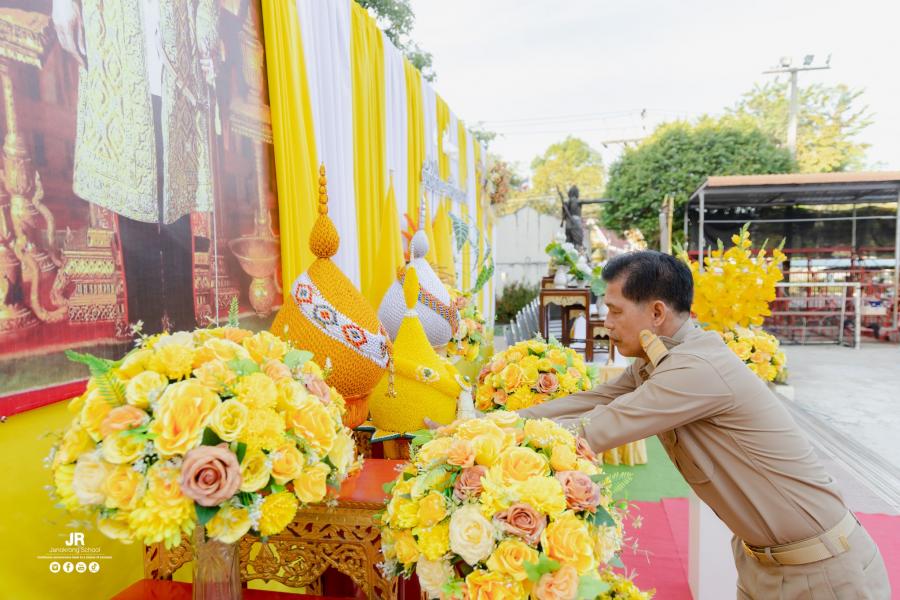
[[519, 251, 890, 599]]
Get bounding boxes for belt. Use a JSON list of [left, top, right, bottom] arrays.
[[742, 511, 858, 566]]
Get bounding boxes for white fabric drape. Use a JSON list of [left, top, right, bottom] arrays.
[[382, 34, 408, 225], [297, 0, 360, 286]]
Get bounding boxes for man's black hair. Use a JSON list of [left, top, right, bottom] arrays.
[[602, 251, 693, 313]]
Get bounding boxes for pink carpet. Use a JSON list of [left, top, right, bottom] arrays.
[[623, 500, 899, 599]]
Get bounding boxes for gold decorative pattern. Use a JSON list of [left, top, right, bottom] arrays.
[[540, 293, 590, 309], [0, 9, 51, 67], [144, 503, 398, 599]]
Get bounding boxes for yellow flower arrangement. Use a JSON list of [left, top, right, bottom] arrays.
[[721, 327, 787, 382], [378, 412, 649, 599], [475, 338, 596, 413], [679, 224, 787, 332], [679, 224, 789, 384], [48, 325, 361, 549], [447, 288, 490, 363]]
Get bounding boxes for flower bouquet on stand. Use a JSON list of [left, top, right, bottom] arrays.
[[377, 411, 652, 599], [545, 240, 605, 296], [719, 327, 787, 383], [475, 338, 597, 413], [47, 323, 360, 600], [447, 288, 491, 382]]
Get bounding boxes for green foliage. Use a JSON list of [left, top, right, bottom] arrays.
[[227, 296, 240, 327], [195, 504, 220, 526], [604, 117, 794, 244], [728, 81, 872, 173], [65, 349, 126, 405], [577, 575, 611, 599], [523, 553, 561, 582], [495, 281, 539, 325], [355, 0, 435, 81]]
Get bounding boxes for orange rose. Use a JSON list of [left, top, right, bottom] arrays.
[[534, 564, 579, 600], [535, 372, 559, 394], [541, 512, 595, 574], [465, 569, 523, 600], [262, 359, 292, 382], [493, 502, 546, 545], [447, 439, 476, 468], [179, 444, 242, 507], [100, 405, 149, 439], [556, 471, 601, 512]]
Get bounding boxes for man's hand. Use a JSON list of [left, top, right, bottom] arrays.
[[52, 0, 87, 68], [423, 411, 485, 430]]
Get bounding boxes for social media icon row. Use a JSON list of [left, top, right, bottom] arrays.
[[49, 561, 100, 573]]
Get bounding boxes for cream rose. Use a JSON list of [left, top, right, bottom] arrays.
[[449, 505, 495, 566], [416, 558, 454, 599], [72, 451, 111, 506]]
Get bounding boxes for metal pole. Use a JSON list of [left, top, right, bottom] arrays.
[[854, 283, 861, 350], [894, 194, 900, 329], [683, 201, 690, 249], [839, 284, 846, 346], [787, 69, 799, 157], [698, 190, 705, 272], [851, 204, 857, 255]]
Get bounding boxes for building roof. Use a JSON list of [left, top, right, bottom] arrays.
[[689, 171, 900, 207]]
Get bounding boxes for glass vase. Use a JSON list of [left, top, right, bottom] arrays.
[[192, 525, 242, 600]]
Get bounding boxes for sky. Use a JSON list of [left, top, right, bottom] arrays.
[[409, 0, 900, 182]]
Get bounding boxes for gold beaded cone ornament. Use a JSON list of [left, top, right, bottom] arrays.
[[369, 266, 460, 435], [271, 165, 388, 426]]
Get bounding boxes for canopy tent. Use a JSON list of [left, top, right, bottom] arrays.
[[685, 172, 900, 329]]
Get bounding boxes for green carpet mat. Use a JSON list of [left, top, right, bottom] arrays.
[[603, 436, 691, 501]]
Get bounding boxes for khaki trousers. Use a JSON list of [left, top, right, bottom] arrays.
[[732, 524, 891, 599]]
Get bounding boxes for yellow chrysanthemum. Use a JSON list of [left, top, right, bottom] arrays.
[[128, 462, 195, 548], [258, 491, 299, 536]]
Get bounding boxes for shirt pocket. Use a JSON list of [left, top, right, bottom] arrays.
[[670, 430, 715, 484]]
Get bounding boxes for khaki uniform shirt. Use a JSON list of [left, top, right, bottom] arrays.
[[519, 320, 847, 548]]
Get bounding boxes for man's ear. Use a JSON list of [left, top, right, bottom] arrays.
[[651, 300, 668, 327]]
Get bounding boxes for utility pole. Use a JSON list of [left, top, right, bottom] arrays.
[[763, 54, 831, 157]]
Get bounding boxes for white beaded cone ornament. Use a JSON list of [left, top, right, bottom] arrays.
[[378, 200, 459, 348]]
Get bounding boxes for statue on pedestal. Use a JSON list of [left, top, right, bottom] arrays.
[[561, 184, 585, 250]]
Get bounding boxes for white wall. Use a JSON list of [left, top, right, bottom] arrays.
[[495, 207, 562, 291]]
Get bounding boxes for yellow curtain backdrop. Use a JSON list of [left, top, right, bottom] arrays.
[[261, 0, 319, 300], [404, 61, 436, 263], [351, 1, 388, 306], [458, 120, 470, 291], [372, 177, 404, 305], [473, 141, 485, 312], [433, 94, 455, 284]]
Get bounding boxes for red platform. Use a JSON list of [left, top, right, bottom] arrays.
[[112, 579, 354, 600]]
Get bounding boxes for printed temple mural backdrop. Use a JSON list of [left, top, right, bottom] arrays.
[[0, 0, 282, 397]]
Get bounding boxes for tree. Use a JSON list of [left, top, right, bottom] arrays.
[[517, 136, 603, 215], [356, 0, 435, 81], [728, 81, 873, 172], [603, 117, 794, 244]]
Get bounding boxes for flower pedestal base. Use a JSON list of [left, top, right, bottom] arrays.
[[192, 526, 242, 600]]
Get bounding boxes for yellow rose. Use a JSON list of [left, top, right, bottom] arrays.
[[730, 340, 752, 362], [54, 424, 94, 467], [483, 410, 520, 428], [393, 529, 419, 565], [292, 462, 331, 503], [97, 510, 134, 544], [472, 433, 506, 468], [456, 419, 504, 441], [541, 511, 596, 574], [102, 431, 146, 464], [80, 389, 114, 442], [550, 444, 578, 472], [206, 504, 252, 544], [449, 505, 495, 565], [149, 380, 219, 457], [537, 357, 553, 371], [576, 458, 600, 476], [239, 449, 272, 492], [147, 343, 194, 381], [466, 569, 524, 600], [523, 419, 560, 448], [285, 397, 336, 456], [233, 372, 278, 411], [416, 437, 455, 466], [499, 364, 524, 391], [53, 464, 82, 512], [104, 464, 144, 510], [242, 331, 288, 364], [125, 371, 168, 409], [416, 558, 454, 598], [118, 349, 151, 379], [259, 491, 299, 536], [506, 388, 536, 412], [547, 348, 566, 365], [387, 496, 420, 529], [269, 443, 306, 485], [194, 338, 250, 367], [417, 491, 447, 527], [192, 359, 237, 394], [486, 539, 539, 581], [516, 476, 567, 517], [505, 349, 524, 362], [327, 430, 356, 474], [72, 451, 110, 505], [208, 399, 249, 442], [499, 446, 550, 483], [414, 521, 450, 561]]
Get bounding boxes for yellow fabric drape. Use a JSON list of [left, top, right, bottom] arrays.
[[458, 121, 470, 291], [261, 0, 318, 301], [433, 94, 455, 284], [404, 60, 435, 263], [351, 2, 387, 306], [474, 141, 485, 312], [371, 177, 404, 305]]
